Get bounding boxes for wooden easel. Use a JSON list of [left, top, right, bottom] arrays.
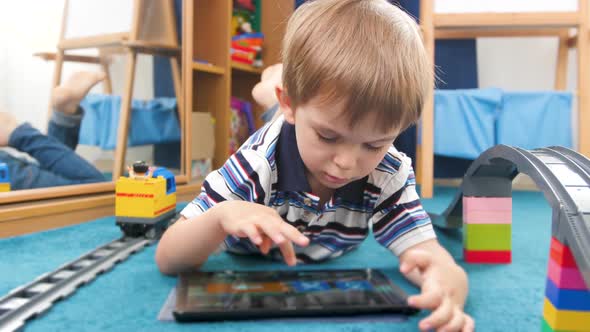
[[418, 1, 589, 198], [48, 0, 184, 180]]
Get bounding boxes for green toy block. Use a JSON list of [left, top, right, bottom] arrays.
[[464, 223, 511, 251]]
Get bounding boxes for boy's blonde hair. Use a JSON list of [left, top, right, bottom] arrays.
[[281, 0, 431, 132]]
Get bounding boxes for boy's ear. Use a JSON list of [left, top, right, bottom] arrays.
[[276, 86, 295, 124]]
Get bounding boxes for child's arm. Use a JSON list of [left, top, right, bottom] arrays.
[[399, 239, 475, 332], [155, 211, 226, 275], [155, 200, 309, 275]]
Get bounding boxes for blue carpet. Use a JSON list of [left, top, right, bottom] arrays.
[[1, 187, 552, 331]]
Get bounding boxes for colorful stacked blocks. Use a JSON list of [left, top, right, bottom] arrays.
[[463, 196, 512, 263], [542, 237, 590, 331], [0, 163, 10, 192]]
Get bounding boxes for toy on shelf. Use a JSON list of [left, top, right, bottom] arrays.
[[231, 0, 264, 68], [115, 161, 177, 238], [0, 163, 10, 192], [231, 33, 264, 67], [232, 0, 259, 34], [229, 97, 255, 154], [234, 0, 256, 12]]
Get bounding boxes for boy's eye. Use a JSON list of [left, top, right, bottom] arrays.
[[364, 144, 383, 151], [317, 132, 337, 142]]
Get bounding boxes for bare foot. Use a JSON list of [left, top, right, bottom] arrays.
[[0, 111, 19, 146], [252, 63, 283, 110], [261, 63, 282, 82], [52, 71, 106, 114]]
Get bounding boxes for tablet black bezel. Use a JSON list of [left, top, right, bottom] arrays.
[[174, 269, 418, 322]]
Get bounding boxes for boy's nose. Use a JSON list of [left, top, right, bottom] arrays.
[[333, 151, 356, 170]]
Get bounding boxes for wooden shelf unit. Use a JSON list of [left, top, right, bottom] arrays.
[[231, 61, 264, 74], [192, 61, 226, 75], [183, 0, 294, 176]]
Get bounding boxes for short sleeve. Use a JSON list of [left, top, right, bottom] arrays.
[[370, 154, 436, 256], [180, 148, 272, 219]]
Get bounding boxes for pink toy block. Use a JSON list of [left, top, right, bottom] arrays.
[[463, 196, 512, 224], [463, 210, 512, 224], [548, 258, 587, 290], [463, 196, 512, 211]]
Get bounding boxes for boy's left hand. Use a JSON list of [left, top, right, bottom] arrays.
[[400, 249, 475, 332]]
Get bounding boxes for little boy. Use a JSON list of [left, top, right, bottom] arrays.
[[156, 0, 474, 331]]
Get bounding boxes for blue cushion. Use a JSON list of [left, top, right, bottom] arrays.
[[79, 94, 181, 150], [497, 91, 573, 149], [434, 88, 501, 159]]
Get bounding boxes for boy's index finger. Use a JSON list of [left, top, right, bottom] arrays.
[[256, 220, 287, 244], [257, 216, 309, 247], [279, 222, 310, 247]]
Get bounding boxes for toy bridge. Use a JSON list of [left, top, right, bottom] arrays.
[[428, 145, 590, 330]]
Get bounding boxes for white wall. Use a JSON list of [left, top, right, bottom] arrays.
[[0, 0, 154, 166], [477, 38, 576, 91]]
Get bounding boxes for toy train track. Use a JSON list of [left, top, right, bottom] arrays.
[[429, 145, 590, 288], [0, 163, 179, 331], [0, 237, 152, 332]]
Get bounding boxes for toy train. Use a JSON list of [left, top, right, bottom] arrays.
[[0, 163, 10, 192], [115, 161, 177, 239]]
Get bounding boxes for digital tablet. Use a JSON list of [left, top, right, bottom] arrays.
[[173, 269, 419, 322]]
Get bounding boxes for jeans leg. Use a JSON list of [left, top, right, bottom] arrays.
[[47, 107, 84, 150], [0, 151, 100, 190], [8, 123, 104, 188]]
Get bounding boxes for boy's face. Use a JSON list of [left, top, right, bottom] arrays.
[[278, 88, 400, 192]]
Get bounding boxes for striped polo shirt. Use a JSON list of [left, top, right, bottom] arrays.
[[181, 116, 436, 263]]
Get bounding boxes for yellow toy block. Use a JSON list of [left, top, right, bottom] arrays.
[[0, 183, 10, 192], [543, 298, 590, 331], [115, 176, 176, 219]]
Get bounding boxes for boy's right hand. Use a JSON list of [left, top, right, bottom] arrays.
[[213, 200, 309, 266]]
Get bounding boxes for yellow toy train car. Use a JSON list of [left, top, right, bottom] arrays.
[[115, 161, 177, 238]]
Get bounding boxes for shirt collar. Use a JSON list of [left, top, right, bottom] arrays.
[[275, 121, 367, 204]]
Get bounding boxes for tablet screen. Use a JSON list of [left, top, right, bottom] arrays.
[[174, 269, 417, 321]]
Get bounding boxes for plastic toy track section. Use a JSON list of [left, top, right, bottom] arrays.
[[0, 237, 151, 332]]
